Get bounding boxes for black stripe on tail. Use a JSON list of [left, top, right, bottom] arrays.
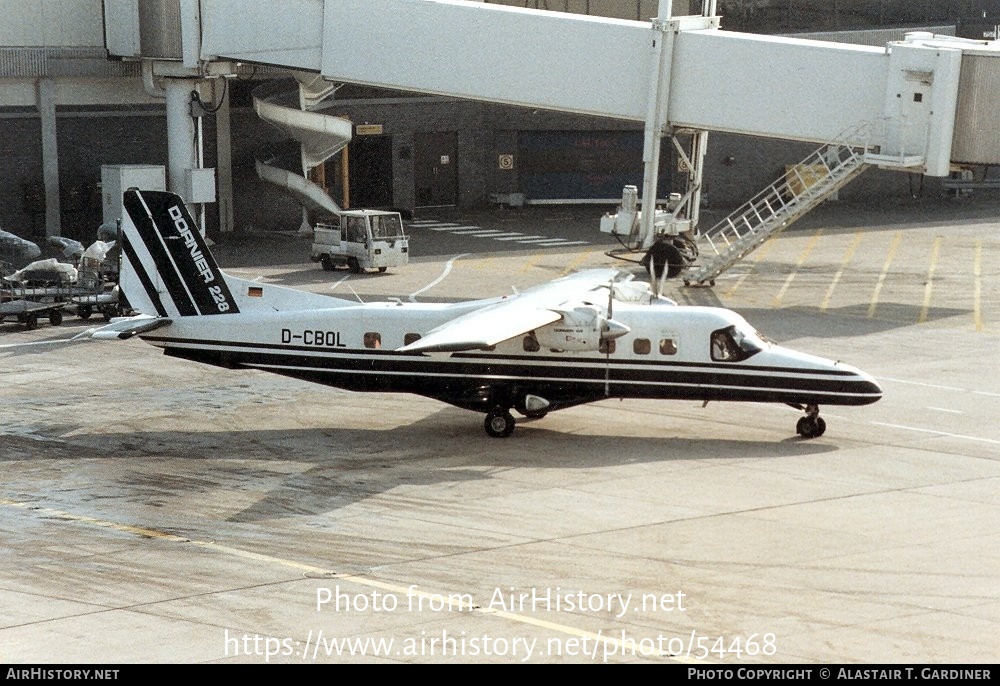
[[123, 189, 239, 316]]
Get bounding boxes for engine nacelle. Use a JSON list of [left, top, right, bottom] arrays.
[[534, 305, 629, 352]]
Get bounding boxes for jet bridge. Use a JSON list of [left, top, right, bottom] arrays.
[[104, 0, 1000, 280]]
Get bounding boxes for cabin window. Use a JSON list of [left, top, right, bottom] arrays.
[[364, 332, 382, 349], [599, 339, 616, 355], [710, 325, 762, 362], [659, 338, 677, 355], [404, 333, 421, 346], [523, 333, 540, 353], [633, 338, 651, 355]]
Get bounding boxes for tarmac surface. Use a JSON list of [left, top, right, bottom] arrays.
[[1, 194, 999, 664]]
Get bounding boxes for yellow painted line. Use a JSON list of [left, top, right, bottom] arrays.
[[473, 256, 497, 273], [919, 237, 941, 324], [723, 238, 777, 298], [0, 498, 191, 542], [821, 232, 862, 312], [868, 231, 902, 319], [974, 241, 983, 332], [561, 249, 600, 276], [773, 230, 823, 307], [517, 254, 542, 274], [1, 498, 700, 663]]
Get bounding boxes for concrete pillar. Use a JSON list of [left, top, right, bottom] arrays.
[[164, 77, 197, 198], [37, 78, 61, 238], [214, 82, 234, 233]]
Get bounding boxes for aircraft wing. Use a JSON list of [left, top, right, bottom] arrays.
[[88, 315, 173, 340], [398, 268, 619, 353]]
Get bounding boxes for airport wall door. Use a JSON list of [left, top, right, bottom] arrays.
[[415, 131, 458, 207], [348, 134, 394, 208], [517, 130, 670, 202]]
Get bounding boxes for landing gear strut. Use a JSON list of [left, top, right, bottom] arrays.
[[484, 406, 516, 438], [794, 403, 826, 439]]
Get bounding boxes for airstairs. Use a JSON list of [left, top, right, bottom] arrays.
[[683, 126, 920, 286], [252, 73, 351, 219]]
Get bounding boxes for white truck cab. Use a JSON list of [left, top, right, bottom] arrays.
[[312, 210, 409, 273]]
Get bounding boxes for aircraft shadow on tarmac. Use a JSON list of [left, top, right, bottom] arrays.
[[667, 288, 971, 337], [15, 409, 836, 523]]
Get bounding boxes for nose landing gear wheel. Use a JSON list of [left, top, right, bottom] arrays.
[[796, 404, 826, 438], [484, 407, 516, 438]]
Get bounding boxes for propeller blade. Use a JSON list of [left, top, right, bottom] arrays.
[[605, 278, 612, 396], [649, 257, 659, 297]]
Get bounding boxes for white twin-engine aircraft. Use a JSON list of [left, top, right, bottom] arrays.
[[100, 189, 882, 439]]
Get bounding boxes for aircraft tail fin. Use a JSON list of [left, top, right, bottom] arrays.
[[120, 188, 355, 317], [120, 189, 240, 318]]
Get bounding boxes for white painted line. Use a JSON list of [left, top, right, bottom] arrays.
[[328, 275, 351, 290], [927, 407, 963, 415], [495, 235, 540, 241], [872, 422, 1000, 446], [879, 377, 965, 392], [409, 253, 471, 301]]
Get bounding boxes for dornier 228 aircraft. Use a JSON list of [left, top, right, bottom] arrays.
[[97, 189, 882, 439]]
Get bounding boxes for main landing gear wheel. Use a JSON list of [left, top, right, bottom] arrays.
[[484, 407, 516, 438], [796, 404, 826, 439]]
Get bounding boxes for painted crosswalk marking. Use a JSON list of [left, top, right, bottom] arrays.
[[409, 219, 587, 247]]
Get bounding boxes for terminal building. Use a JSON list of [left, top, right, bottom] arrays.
[[1, 0, 997, 243]]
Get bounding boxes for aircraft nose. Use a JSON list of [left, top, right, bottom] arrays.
[[841, 363, 883, 404]]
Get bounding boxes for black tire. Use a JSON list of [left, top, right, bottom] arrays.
[[484, 407, 516, 438], [320, 255, 335, 271], [813, 416, 827, 437], [77, 305, 93, 320], [378, 266, 388, 273], [25, 313, 38, 330], [796, 416, 827, 439], [348, 258, 362, 274], [48, 309, 62, 326]]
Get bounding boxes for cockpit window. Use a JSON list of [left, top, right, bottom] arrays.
[[710, 325, 763, 362]]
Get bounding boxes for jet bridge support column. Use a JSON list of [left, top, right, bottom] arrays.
[[165, 77, 199, 202], [639, 1, 676, 251]]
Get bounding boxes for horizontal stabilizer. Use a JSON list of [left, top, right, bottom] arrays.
[[89, 315, 172, 341]]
